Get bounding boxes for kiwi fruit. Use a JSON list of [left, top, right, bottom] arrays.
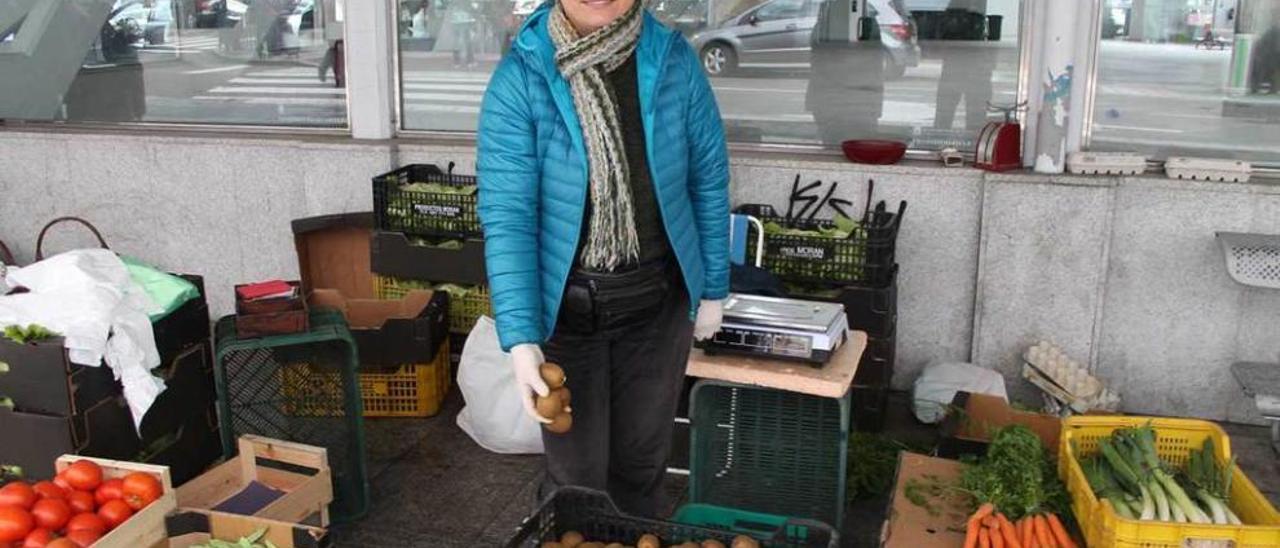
[[701, 541, 726, 548], [553, 386, 571, 406], [561, 531, 585, 547], [541, 543, 565, 548], [541, 362, 566, 388], [729, 536, 760, 548], [545, 412, 573, 434], [636, 534, 661, 548], [578, 543, 604, 548], [604, 544, 625, 548]]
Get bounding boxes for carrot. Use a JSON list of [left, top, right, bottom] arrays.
[[979, 527, 992, 548], [972, 503, 996, 523], [996, 514, 1022, 548], [964, 516, 981, 548], [1033, 515, 1053, 548], [1019, 517, 1033, 548], [990, 523, 1005, 548], [983, 516, 999, 529], [1046, 514, 1076, 548]]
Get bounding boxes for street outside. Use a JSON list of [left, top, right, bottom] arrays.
[[113, 30, 1278, 161]]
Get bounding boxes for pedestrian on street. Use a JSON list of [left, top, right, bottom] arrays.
[[448, 0, 478, 67], [476, 0, 731, 517]]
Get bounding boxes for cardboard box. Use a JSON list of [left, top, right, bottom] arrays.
[[56, 455, 176, 548], [164, 511, 329, 548], [176, 435, 334, 528], [292, 213, 449, 365], [937, 391, 1060, 459], [880, 452, 972, 548], [138, 344, 221, 486]]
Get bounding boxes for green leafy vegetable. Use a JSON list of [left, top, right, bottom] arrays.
[[761, 214, 864, 240], [960, 424, 1068, 520], [847, 433, 929, 501], [3, 324, 59, 344], [400, 181, 477, 195]]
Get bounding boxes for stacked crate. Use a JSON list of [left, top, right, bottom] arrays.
[[371, 163, 490, 361], [741, 200, 906, 432]]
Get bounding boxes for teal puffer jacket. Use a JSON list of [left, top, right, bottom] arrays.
[[477, 3, 730, 351]]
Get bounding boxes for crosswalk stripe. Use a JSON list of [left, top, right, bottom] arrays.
[[205, 86, 346, 95], [402, 92, 481, 103], [402, 82, 488, 92], [195, 96, 345, 106]]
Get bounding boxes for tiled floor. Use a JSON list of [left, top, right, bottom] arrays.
[[329, 392, 1280, 547]]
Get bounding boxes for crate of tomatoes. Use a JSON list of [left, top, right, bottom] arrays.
[[0, 455, 174, 547]]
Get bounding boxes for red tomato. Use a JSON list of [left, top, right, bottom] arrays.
[[0, 505, 35, 542], [49, 474, 70, 495], [59, 464, 100, 494], [27, 500, 68, 533], [0, 484, 36, 510], [63, 529, 101, 548], [63, 492, 93, 517], [94, 500, 131, 531], [20, 528, 52, 548], [27, 484, 62, 502], [63, 513, 104, 535], [120, 474, 161, 511], [92, 480, 122, 507], [45, 539, 78, 548]]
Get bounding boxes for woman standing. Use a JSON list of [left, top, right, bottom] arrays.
[[477, 0, 730, 517]]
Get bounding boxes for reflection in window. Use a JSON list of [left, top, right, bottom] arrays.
[[0, 0, 346, 127], [1090, 0, 1280, 164], [398, 0, 1022, 150]]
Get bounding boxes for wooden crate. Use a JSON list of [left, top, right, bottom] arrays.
[[53, 455, 176, 548], [163, 510, 328, 548], [176, 435, 334, 527]]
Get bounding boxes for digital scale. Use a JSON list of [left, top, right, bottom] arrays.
[[699, 293, 848, 365]]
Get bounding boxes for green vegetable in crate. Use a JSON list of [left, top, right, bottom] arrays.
[[191, 527, 279, 548], [400, 181, 478, 195], [1075, 424, 1243, 525], [3, 324, 58, 345], [761, 214, 863, 240]]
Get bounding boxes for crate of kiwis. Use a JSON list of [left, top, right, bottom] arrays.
[[503, 486, 837, 548]]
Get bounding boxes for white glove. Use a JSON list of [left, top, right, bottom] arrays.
[[511, 343, 552, 424], [693, 299, 724, 341]]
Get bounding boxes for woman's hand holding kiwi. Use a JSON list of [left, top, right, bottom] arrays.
[[511, 344, 553, 424]]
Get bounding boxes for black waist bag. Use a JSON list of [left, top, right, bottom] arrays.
[[558, 260, 673, 335]]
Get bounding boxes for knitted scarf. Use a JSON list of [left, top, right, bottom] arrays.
[[549, 0, 644, 271]]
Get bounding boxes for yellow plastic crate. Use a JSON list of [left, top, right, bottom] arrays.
[[282, 339, 452, 418], [1059, 416, 1280, 548], [374, 274, 491, 334]]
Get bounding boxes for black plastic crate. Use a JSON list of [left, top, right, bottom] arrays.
[[372, 163, 481, 239], [853, 327, 896, 388], [504, 487, 837, 547], [139, 344, 221, 486], [153, 274, 211, 365], [0, 396, 142, 479], [851, 385, 889, 432], [370, 231, 487, 286], [743, 201, 905, 286], [790, 265, 898, 338]]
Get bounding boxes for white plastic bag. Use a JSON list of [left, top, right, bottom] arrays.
[[911, 361, 1008, 424], [455, 316, 545, 454]]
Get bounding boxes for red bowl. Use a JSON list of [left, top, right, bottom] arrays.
[[841, 139, 907, 165]]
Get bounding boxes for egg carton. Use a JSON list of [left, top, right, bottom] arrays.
[[1066, 152, 1147, 176], [1165, 157, 1251, 183], [1022, 341, 1121, 414]]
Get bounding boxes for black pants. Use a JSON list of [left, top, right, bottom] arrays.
[[540, 264, 693, 517]]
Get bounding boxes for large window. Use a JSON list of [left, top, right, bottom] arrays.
[[1088, 0, 1280, 164], [0, 0, 346, 127], [397, 0, 1024, 151]]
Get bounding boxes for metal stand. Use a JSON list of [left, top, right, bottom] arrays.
[[1231, 362, 1280, 455]]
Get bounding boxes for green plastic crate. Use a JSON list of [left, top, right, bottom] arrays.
[[213, 309, 369, 524], [688, 380, 850, 528], [673, 503, 837, 547]]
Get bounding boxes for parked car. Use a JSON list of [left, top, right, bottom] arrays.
[[690, 0, 919, 77], [652, 0, 708, 36], [110, 0, 175, 46]]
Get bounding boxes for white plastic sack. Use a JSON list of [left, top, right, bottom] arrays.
[[1, 249, 165, 429], [911, 361, 1008, 424], [455, 316, 545, 454]]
